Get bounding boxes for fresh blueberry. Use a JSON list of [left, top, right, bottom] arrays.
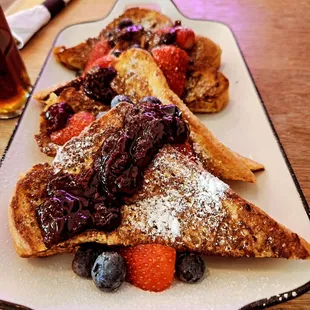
[[176, 252, 205, 283], [72, 243, 104, 278], [91, 251, 126, 292], [111, 95, 132, 108], [139, 96, 162, 105]]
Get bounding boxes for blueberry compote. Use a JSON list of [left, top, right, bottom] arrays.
[[36, 100, 189, 247]]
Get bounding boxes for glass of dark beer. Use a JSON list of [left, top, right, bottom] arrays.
[[0, 6, 31, 119]]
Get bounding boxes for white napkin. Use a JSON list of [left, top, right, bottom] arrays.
[[7, 5, 51, 49]]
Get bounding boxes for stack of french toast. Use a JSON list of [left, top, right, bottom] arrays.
[[9, 8, 310, 294]]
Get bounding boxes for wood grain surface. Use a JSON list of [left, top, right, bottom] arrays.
[[1, 0, 310, 308]]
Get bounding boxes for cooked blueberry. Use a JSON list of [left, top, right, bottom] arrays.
[[118, 19, 133, 29], [83, 67, 117, 104], [176, 252, 205, 283], [139, 96, 162, 105], [36, 190, 90, 247], [175, 20, 182, 26], [112, 50, 122, 57], [92, 204, 122, 231], [119, 25, 143, 41], [91, 252, 126, 292], [161, 104, 182, 117], [45, 102, 74, 133], [111, 95, 132, 108], [160, 30, 176, 45]]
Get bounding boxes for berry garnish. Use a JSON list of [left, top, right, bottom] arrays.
[[152, 45, 189, 97], [83, 67, 117, 103], [91, 252, 126, 292], [112, 50, 122, 58], [50, 111, 95, 145], [121, 244, 176, 292], [139, 96, 162, 105], [84, 54, 116, 74], [111, 95, 132, 108], [175, 27, 195, 50], [119, 25, 144, 41], [84, 40, 111, 73], [45, 102, 74, 133], [72, 243, 106, 278], [92, 204, 122, 231], [176, 252, 205, 283], [118, 19, 134, 29]]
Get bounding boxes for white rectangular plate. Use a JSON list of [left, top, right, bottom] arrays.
[[0, 0, 309, 309]]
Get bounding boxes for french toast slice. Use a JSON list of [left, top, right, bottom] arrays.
[[183, 67, 229, 113], [53, 8, 225, 113], [54, 8, 173, 71], [34, 48, 262, 180], [9, 103, 310, 259], [188, 36, 222, 71]]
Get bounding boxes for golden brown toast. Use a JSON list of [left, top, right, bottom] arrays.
[[53, 8, 226, 113], [9, 103, 310, 259], [54, 38, 98, 71], [188, 35, 222, 70], [183, 67, 229, 113]]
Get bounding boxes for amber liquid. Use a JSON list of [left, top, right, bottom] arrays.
[[0, 7, 31, 118]]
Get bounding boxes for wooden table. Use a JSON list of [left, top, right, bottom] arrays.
[[2, 0, 310, 308]]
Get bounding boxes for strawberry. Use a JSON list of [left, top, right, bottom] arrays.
[[84, 55, 116, 74], [120, 244, 176, 292], [175, 27, 195, 50], [51, 111, 95, 145], [152, 45, 189, 97], [84, 40, 111, 73]]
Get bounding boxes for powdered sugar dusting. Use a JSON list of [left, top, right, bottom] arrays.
[[133, 191, 185, 241], [125, 147, 229, 243], [53, 132, 99, 173]]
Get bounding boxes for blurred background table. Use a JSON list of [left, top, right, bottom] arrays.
[[1, 0, 310, 308]]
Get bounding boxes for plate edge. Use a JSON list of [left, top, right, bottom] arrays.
[[0, 0, 309, 309]]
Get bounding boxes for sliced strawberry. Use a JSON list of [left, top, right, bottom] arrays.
[[51, 111, 95, 145], [84, 40, 111, 73], [120, 244, 176, 292], [84, 54, 116, 74], [175, 27, 195, 50], [156, 26, 172, 36], [152, 45, 189, 97]]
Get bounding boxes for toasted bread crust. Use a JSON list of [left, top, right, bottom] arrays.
[[188, 35, 222, 70], [183, 68, 229, 113], [8, 111, 310, 259], [54, 38, 98, 70]]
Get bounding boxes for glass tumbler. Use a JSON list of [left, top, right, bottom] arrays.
[[0, 6, 31, 119]]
